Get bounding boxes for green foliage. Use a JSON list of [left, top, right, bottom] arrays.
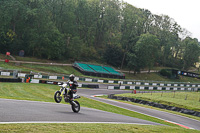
[[1, 123, 198, 133], [160, 69, 172, 78], [182, 37, 200, 70], [0, 0, 199, 71], [0, 83, 176, 126], [116, 92, 200, 112], [133, 33, 160, 72], [103, 44, 123, 67], [0, 30, 16, 53]]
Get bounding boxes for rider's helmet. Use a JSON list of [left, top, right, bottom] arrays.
[[69, 74, 75, 81]]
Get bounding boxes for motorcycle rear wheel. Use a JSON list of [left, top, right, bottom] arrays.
[[71, 101, 80, 113], [54, 91, 62, 103]]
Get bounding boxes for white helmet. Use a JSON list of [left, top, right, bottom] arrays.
[[69, 74, 75, 81]]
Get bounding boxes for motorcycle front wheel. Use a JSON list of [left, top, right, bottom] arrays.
[[54, 91, 62, 103], [71, 101, 80, 113]]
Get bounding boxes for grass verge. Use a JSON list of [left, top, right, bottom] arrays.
[[1, 55, 200, 83], [100, 95, 200, 122], [0, 123, 199, 133], [0, 83, 177, 127], [115, 92, 200, 112], [125, 72, 200, 83]]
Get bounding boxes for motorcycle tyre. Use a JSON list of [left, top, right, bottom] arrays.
[[71, 101, 80, 113], [54, 91, 62, 103]]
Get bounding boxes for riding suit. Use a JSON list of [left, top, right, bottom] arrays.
[[67, 74, 78, 100], [67, 80, 78, 100]]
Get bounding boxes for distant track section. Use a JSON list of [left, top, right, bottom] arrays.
[[0, 59, 72, 66]]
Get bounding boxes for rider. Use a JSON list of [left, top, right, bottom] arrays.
[[67, 74, 78, 100]]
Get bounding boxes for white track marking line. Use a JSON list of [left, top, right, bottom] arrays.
[[91, 96, 195, 130], [0, 122, 153, 125]]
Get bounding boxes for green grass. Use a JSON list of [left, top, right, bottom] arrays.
[[0, 61, 82, 76], [2, 60, 200, 83], [21, 64, 82, 76], [0, 123, 199, 133], [116, 92, 200, 112], [100, 95, 200, 122], [0, 54, 54, 63], [1, 54, 200, 83], [125, 72, 200, 83], [0, 83, 178, 127]]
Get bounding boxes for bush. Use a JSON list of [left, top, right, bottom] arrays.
[[160, 69, 172, 78]]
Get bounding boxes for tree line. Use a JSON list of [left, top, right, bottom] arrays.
[[0, 0, 199, 72]]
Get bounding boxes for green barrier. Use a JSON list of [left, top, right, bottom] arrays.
[[57, 76, 62, 80], [104, 80, 108, 83], [153, 87, 157, 90], [135, 86, 140, 90], [114, 86, 120, 89], [92, 79, 98, 82], [42, 75, 49, 79], [125, 86, 130, 89], [114, 80, 118, 84], [123, 81, 127, 84]]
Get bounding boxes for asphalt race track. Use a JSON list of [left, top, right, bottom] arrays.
[[0, 98, 161, 126], [78, 88, 200, 130], [0, 88, 200, 131]]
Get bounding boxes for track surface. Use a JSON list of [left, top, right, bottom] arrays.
[[0, 98, 161, 126], [0, 88, 200, 131], [78, 89, 200, 130]]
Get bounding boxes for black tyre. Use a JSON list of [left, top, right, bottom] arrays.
[[54, 91, 62, 103], [71, 101, 80, 113]]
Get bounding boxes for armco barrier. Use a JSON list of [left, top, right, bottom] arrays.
[[0, 78, 22, 82]]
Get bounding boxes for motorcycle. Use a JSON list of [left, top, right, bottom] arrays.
[[54, 82, 81, 113]]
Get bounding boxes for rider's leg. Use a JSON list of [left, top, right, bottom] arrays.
[[69, 91, 73, 100]]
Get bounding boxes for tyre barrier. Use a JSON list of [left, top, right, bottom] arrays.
[[108, 94, 200, 117], [0, 78, 22, 82]]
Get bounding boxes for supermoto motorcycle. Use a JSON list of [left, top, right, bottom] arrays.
[[54, 82, 81, 113]]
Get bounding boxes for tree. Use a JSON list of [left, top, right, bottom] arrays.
[[0, 30, 16, 53], [120, 3, 143, 69], [150, 15, 182, 67], [134, 33, 160, 72], [103, 44, 123, 67], [182, 37, 200, 70], [0, 0, 199, 69], [126, 52, 139, 74]]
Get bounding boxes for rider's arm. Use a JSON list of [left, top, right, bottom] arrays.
[[66, 80, 70, 85], [73, 81, 78, 87]]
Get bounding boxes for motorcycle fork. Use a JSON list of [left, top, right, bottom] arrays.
[[71, 100, 77, 106], [60, 88, 65, 97]]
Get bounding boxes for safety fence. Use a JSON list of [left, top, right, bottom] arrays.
[[0, 77, 99, 88], [1, 71, 200, 89], [30, 79, 99, 88], [107, 85, 200, 91]]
